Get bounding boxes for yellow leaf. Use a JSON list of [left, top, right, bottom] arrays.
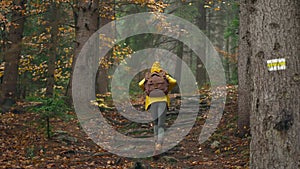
[[45, 27, 51, 32], [214, 7, 220, 11], [214, 149, 221, 154]]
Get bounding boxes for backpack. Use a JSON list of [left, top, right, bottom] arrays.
[[144, 71, 169, 96]]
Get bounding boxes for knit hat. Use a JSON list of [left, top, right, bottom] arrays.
[[150, 61, 162, 73]]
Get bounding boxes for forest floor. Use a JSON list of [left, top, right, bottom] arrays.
[[0, 85, 250, 169]]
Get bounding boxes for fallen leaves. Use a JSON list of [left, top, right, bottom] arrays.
[[0, 85, 249, 168]]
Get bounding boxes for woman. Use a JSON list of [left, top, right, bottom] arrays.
[[139, 61, 176, 155]]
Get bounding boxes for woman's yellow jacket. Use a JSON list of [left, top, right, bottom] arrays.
[[138, 62, 177, 110]]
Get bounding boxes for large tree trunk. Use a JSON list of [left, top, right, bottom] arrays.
[[66, 0, 99, 98], [249, 0, 300, 168], [0, 0, 27, 103], [46, 2, 60, 97], [237, 0, 252, 137]]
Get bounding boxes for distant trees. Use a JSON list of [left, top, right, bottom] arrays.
[[0, 0, 240, 108]]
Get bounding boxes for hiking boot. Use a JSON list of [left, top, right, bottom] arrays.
[[152, 144, 162, 160], [154, 143, 162, 155]]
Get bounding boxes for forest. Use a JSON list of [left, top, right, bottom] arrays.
[[0, 0, 299, 168]]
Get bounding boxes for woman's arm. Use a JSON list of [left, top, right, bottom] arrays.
[[138, 78, 146, 90], [166, 75, 177, 91]]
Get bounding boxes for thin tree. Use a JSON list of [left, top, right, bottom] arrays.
[[96, 0, 115, 95], [46, 1, 60, 97], [196, 0, 207, 87], [237, 0, 251, 137]]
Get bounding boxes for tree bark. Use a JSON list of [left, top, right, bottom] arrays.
[[237, 0, 252, 137], [249, 0, 300, 168], [66, 0, 99, 98], [0, 0, 27, 103]]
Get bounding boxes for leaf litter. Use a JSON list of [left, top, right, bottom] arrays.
[[0, 85, 249, 168]]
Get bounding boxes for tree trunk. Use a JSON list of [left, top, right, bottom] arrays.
[[0, 0, 27, 103], [237, 0, 252, 137], [225, 37, 231, 83], [173, 41, 183, 93], [46, 2, 60, 97], [249, 0, 300, 168], [66, 0, 99, 98], [196, 1, 207, 87], [96, 0, 115, 95]]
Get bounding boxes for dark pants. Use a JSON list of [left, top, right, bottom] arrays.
[[149, 102, 167, 145]]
